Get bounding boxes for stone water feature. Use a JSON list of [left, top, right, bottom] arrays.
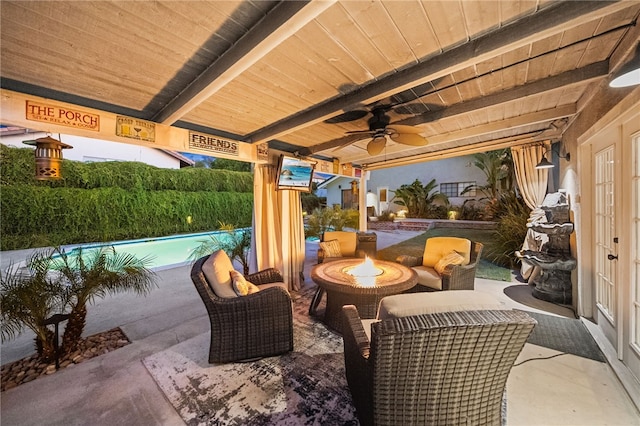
[[516, 192, 576, 304]]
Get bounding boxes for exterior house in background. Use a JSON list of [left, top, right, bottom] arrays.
[[320, 154, 488, 216], [0, 128, 193, 169]]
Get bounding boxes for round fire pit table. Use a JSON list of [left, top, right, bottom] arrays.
[[310, 258, 417, 333]]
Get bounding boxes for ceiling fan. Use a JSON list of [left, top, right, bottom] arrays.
[[326, 107, 428, 155]]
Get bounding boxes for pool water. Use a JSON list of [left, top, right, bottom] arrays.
[[58, 230, 244, 271]]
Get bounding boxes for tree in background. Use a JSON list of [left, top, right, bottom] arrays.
[[392, 178, 449, 218], [209, 158, 251, 172]]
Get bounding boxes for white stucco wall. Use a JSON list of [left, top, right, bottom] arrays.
[[319, 155, 489, 214], [1, 131, 181, 168], [367, 155, 488, 213]]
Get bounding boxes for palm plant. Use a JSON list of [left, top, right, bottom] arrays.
[[304, 206, 359, 239], [189, 222, 252, 275], [463, 149, 515, 200], [1, 249, 69, 362], [52, 246, 157, 352], [392, 178, 448, 218]]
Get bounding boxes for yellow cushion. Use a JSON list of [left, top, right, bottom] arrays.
[[230, 270, 260, 296], [323, 231, 357, 257], [202, 250, 237, 298], [422, 237, 471, 267], [434, 250, 466, 274], [319, 239, 342, 258]]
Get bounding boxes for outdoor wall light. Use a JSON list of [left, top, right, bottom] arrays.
[[23, 135, 73, 180], [609, 43, 640, 88], [350, 180, 358, 196], [535, 145, 570, 170]]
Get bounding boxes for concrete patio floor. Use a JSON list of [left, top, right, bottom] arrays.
[[1, 230, 639, 425]]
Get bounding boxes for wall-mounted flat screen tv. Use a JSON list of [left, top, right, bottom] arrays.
[[276, 154, 315, 192]]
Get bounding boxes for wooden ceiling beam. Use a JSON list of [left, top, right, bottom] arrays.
[[363, 133, 555, 170], [152, 0, 336, 125], [247, 0, 631, 144], [305, 63, 600, 155], [397, 61, 608, 127]]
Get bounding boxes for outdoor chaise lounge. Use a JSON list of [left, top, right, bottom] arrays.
[[190, 250, 293, 363], [342, 291, 536, 426]]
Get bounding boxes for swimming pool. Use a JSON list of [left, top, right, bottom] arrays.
[[59, 230, 247, 271]]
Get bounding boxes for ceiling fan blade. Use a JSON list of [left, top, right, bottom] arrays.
[[330, 133, 373, 152], [324, 110, 369, 123], [387, 124, 423, 134], [345, 129, 375, 136], [367, 136, 386, 155], [390, 132, 428, 146]]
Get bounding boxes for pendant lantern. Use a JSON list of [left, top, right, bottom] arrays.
[[23, 135, 73, 180]]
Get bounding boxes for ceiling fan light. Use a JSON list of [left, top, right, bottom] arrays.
[[535, 157, 554, 169], [610, 44, 640, 88]]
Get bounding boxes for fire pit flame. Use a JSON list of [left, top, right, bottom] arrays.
[[343, 256, 383, 287]]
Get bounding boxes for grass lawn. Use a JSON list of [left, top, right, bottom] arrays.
[[376, 227, 514, 282]]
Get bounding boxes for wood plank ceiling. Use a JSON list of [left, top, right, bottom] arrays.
[[1, 1, 639, 169]]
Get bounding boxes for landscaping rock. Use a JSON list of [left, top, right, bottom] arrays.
[[0, 328, 130, 392]]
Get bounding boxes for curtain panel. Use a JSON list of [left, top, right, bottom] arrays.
[[252, 164, 305, 291], [511, 142, 550, 280]]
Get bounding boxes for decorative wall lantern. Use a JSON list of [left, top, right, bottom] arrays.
[[350, 180, 358, 196], [23, 135, 73, 180]]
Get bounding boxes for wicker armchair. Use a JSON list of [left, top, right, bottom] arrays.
[[342, 305, 536, 426], [190, 253, 293, 363], [397, 237, 483, 291]]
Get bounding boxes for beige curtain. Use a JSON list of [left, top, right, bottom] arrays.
[[511, 142, 550, 280], [252, 165, 283, 273], [279, 190, 305, 291], [251, 164, 305, 291]]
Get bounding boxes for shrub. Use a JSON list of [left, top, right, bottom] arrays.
[[488, 192, 531, 268], [0, 146, 253, 192], [304, 206, 359, 239], [376, 210, 395, 222], [1, 186, 253, 250]]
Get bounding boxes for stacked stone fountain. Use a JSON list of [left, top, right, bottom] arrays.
[[516, 192, 576, 304]]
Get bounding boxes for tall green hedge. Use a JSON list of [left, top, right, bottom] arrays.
[[1, 146, 254, 250], [0, 146, 253, 192]]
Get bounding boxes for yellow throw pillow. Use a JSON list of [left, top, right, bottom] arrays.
[[319, 239, 342, 258], [230, 270, 260, 296], [434, 250, 466, 275]]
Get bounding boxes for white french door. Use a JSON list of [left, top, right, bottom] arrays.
[[590, 116, 640, 385], [624, 133, 640, 381], [594, 144, 618, 327], [583, 101, 640, 403]]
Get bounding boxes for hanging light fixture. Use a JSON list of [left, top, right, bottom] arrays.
[[535, 144, 570, 170], [610, 43, 640, 88], [23, 135, 73, 180]]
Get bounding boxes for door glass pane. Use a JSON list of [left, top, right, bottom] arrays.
[[595, 146, 616, 321], [632, 136, 640, 350]]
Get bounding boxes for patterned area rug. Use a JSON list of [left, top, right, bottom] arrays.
[[143, 287, 358, 425]]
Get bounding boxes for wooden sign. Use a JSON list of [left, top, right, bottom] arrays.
[[116, 116, 155, 142], [188, 131, 239, 156], [26, 100, 100, 131], [257, 143, 269, 161]]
